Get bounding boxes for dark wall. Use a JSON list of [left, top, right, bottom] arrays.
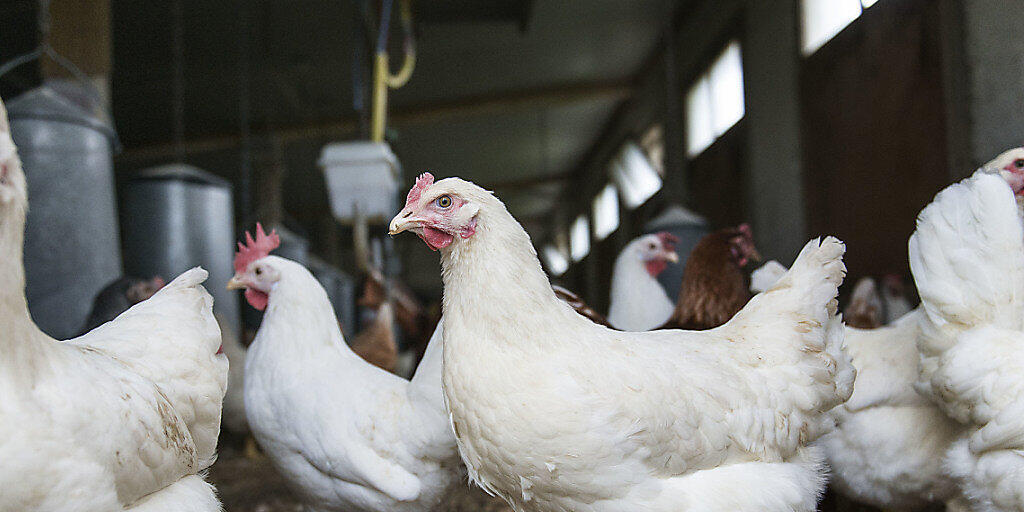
[[801, 0, 948, 284], [0, 0, 41, 98], [688, 121, 746, 229]]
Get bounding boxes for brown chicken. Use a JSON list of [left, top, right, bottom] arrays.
[[660, 224, 761, 330], [348, 273, 400, 373], [553, 284, 612, 327], [358, 269, 434, 372]]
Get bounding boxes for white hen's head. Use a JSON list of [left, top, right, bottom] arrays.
[[388, 172, 498, 251], [979, 147, 1024, 195], [228, 223, 283, 311], [621, 232, 680, 278], [0, 99, 27, 210]]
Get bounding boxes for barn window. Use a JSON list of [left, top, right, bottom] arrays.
[[542, 245, 569, 276], [570, 215, 591, 262], [685, 41, 745, 157], [801, 0, 883, 55], [592, 183, 620, 241], [611, 141, 662, 208]]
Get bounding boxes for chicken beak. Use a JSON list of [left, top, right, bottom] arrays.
[[226, 275, 247, 290], [664, 250, 680, 264], [748, 248, 763, 264], [388, 211, 421, 236]]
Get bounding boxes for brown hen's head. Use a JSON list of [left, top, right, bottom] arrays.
[[665, 224, 762, 331], [725, 224, 761, 269]]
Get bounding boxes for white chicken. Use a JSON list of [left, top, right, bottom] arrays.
[[227, 224, 461, 512], [818, 308, 960, 509], [0, 99, 228, 511], [389, 173, 854, 512], [606, 232, 679, 331], [751, 266, 961, 509], [910, 152, 1024, 512]]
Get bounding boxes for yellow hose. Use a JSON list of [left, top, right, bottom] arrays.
[[371, 53, 389, 142], [371, 0, 415, 142]]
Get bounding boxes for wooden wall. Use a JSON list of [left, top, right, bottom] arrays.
[[801, 0, 948, 286]]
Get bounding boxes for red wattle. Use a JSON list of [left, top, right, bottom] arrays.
[[645, 260, 667, 277], [245, 289, 269, 311], [421, 226, 454, 250]]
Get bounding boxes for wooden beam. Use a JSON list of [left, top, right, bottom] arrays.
[[482, 173, 571, 192], [117, 79, 633, 164]]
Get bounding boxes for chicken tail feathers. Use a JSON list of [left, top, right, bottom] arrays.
[[71, 266, 228, 466], [725, 237, 854, 423]]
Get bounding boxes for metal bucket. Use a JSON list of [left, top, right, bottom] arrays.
[[8, 84, 120, 339], [308, 256, 356, 336], [121, 164, 240, 330]]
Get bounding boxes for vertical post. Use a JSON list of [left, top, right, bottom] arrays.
[[254, 136, 285, 228], [957, 0, 1024, 167], [662, 28, 688, 204], [742, 0, 806, 261]]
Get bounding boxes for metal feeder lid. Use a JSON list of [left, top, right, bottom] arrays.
[[6, 82, 117, 143], [318, 140, 399, 170], [130, 163, 231, 188], [645, 205, 706, 230]]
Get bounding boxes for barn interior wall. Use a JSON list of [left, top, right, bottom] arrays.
[[961, 0, 1024, 168]]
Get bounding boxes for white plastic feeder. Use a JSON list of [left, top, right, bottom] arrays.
[[319, 141, 400, 223]]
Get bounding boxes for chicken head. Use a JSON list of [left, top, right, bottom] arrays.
[[228, 223, 282, 311], [388, 172, 481, 251], [632, 232, 680, 277], [981, 147, 1024, 195], [726, 223, 761, 268]]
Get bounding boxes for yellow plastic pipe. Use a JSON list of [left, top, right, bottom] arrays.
[[370, 0, 415, 142]]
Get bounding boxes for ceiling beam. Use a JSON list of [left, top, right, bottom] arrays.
[[482, 172, 570, 192], [117, 78, 633, 164]]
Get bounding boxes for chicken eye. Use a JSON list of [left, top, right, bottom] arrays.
[[255, 267, 263, 276], [1014, 159, 1024, 169], [436, 195, 453, 208], [648, 243, 657, 250]]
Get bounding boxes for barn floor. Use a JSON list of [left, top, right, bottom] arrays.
[[209, 447, 303, 512], [209, 443, 513, 512]]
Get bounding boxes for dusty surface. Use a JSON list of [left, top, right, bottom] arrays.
[[209, 447, 303, 512], [209, 445, 512, 512]]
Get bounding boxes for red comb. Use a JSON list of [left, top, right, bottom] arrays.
[[234, 222, 281, 272], [655, 231, 679, 251], [405, 172, 435, 208]]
